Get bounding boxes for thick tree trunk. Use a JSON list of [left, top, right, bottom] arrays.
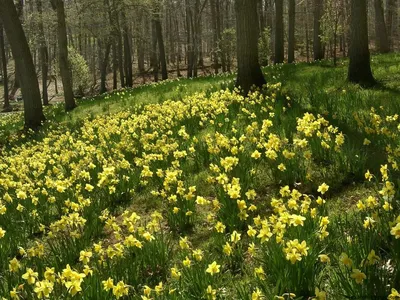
[[51, 0, 76, 111], [274, 0, 284, 64], [235, 0, 266, 95], [374, 0, 390, 53], [313, 0, 324, 60], [288, 0, 295, 63], [348, 0, 375, 86], [0, 0, 45, 128], [0, 22, 10, 111], [36, 0, 49, 106]]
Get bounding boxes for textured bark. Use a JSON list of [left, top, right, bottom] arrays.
[[348, 0, 375, 86], [235, 0, 266, 95], [0, 0, 45, 128], [313, 0, 324, 60], [274, 0, 284, 64], [374, 0, 390, 53], [0, 22, 10, 111], [51, 0, 76, 111], [288, 0, 296, 63], [36, 0, 49, 106]]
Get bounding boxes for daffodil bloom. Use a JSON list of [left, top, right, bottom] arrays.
[[34, 280, 54, 299], [388, 288, 400, 300], [351, 269, 367, 284], [206, 261, 220, 275], [112, 281, 129, 299], [317, 183, 329, 195], [22, 268, 39, 285], [252, 288, 263, 300], [339, 253, 353, 268], [102, 278, 114, 291]]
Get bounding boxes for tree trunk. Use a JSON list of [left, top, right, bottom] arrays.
[[112, 41, 117, 90], [305, 0, 310, 62], [288, 0, 296, 63], [210, 0, 220, 74], [274, 0, 284, 64], [151, 19, 159, 82], [0, 22, 10, 111], [0, 0, 45, 128], [100, 39, 112, 94], [348, 0, 375, 86], [154, 17, 168, 80], [36, 0, 49, 106], [235, 0, 266, 95], [374, 0, 390, 53], [123, 15, 133, 88], [313, 0, 324, 60], [386, 0, 396, 49], [51, 0, 76, 111]]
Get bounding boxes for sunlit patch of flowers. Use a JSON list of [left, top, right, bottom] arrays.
[[0, 81, 398, 299]]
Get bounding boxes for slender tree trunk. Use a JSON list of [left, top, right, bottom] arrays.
[[151, 19, 159, 82], [374, 0, 390, 53], [0, 22, 10, 111], [154, 17, 168, 80], [386, 0, 396, 49], [235, 0, 266, 95], [288, 0, 295, 63], [112, 41, 117, 90], [36, 0, 49, 106], [210, 0, 219, 74], [313, 0, 324, 60], [51, 0, 76, 111], [274, 0, 284, 64], [348, 0, 375, 86], [122, 12, 133, 88], [0, 0, 45, 128], [305, 0, 310, 62], [185, 0, 194, 78], [99, 39, 112, 94]]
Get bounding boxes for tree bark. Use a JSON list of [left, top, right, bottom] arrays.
[[313, 0, 324, 60], [274, 0, 284, 64], [154, 16, 168, 80], [151, 19, 159, 82], [51, 0, 76, 111], [348, 0, 375, 86], [235, 0, 266, 95], [0, 21, 10, 111], [288, 0, 296, 63], [386, 0, 396, 50], [0, 0, 45, 128], [36, 0, 49, 106], [122, 12, 133, 87], [374, 0, 390, 53]]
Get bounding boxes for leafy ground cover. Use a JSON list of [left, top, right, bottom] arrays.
[[0, 54, 399, 299]]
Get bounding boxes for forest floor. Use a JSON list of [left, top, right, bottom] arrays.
[[0, 53, 399, 299]]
